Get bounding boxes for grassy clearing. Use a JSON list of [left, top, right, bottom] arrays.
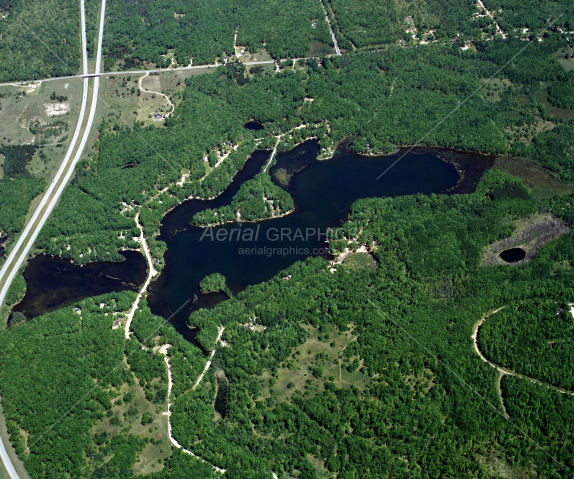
[[98, 69, 211, 131], [554, 46, 574, 71], [481, 77, 513, 103], [535, 90, 574, 120], [91, 378, 171, 475], [0, 79, 84, 181], [494, 156, 574, 199], [306, 454, 335, 479], [305, 42, 335, 57], [342, 251, 377, 271], [477, 451, 537, 479], [258, 324, 370, 405]]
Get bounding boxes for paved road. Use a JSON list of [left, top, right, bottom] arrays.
[[0, 60, 277, 87], [0, 54, 345, 88], [0, 1, 105, 472]]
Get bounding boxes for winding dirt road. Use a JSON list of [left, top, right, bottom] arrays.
[[472, 306, 574, 412]]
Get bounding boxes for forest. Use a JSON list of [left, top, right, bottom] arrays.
[[103, 0, 332, 69], [0, 177, 45, 238], [325, 0, 481, 50], [199, 273, 228, 294], [482, 0, 574, 32], [5, 167, 574, 477], [0, 145, 36, 179], [478, 301, 574, 390], [547, 76, 574, 110], [38, 40, 574, 268], [0, 0, 82, 82], [2, 32, 574, 478], [0, 290, 209, 477], [167, 169, 574, 477], [192, 172, 294, 226]]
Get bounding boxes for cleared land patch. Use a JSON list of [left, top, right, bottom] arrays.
[[91, 377, 171, 475], [342, 251, 377, 271], [494, 156, 574, 199], [258, 324, 370, 405], [482, 214, 569, 266]]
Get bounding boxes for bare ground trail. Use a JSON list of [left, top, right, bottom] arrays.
[[138, 72, 174, 118], [160, 327, 226, 475]]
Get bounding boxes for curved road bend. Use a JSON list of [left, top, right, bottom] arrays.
[[0, 1, 106, 477]]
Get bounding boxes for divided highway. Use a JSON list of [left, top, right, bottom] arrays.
[[0, 0, 106, 476]]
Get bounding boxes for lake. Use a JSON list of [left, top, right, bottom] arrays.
[[15, 140, 494, 340]]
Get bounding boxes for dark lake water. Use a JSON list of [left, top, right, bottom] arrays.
[[13, 251, 146, 319], [147, 141, 464, 336], [500, 247, 526, 263], [244, 121, 264, 131], [15, 140, 494, 339]]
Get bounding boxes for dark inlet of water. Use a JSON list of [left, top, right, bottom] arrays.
[[16, 140, 494, 340], [500, 247, 526, 263], [244, 121, 264, 131], [13, 251, 146, 319]]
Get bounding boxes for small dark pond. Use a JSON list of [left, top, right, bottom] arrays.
[[244, 121, 264, 131], [17, 140, 494, 341], [499, 247, 526, 263]]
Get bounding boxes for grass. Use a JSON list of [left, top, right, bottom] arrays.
[[553, 46, 574, 71], [535, 90, 574, 120], [481, 77, 513, 103], [342, 252, 377, 271], [90, 378, 171, 475], [305, 42, 335, 57], [98, 69, 213, 131], [494, 156, 573, 199], [258, 324, 370, 405], [306, 454, 335, 479]]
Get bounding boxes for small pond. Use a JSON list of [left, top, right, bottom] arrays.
[[499, 247, 526, 263], [244, 121, 264, 131]]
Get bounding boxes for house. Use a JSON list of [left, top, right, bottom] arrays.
[[155, 113, 164, 119]]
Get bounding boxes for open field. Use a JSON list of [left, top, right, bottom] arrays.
[[535, 90, 574, 121], [495, 156, 574, 199], [0, 79, 84, 180], [259, 324, 370, 404], [342, 251, 377, 271], [97, 69, 213, 130], [91, 378, 171, 475]]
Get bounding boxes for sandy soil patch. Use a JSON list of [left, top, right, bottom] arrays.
[[44, 102, 70, 117]]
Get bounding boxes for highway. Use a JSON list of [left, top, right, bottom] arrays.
[[0, 1, 106, 474]]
